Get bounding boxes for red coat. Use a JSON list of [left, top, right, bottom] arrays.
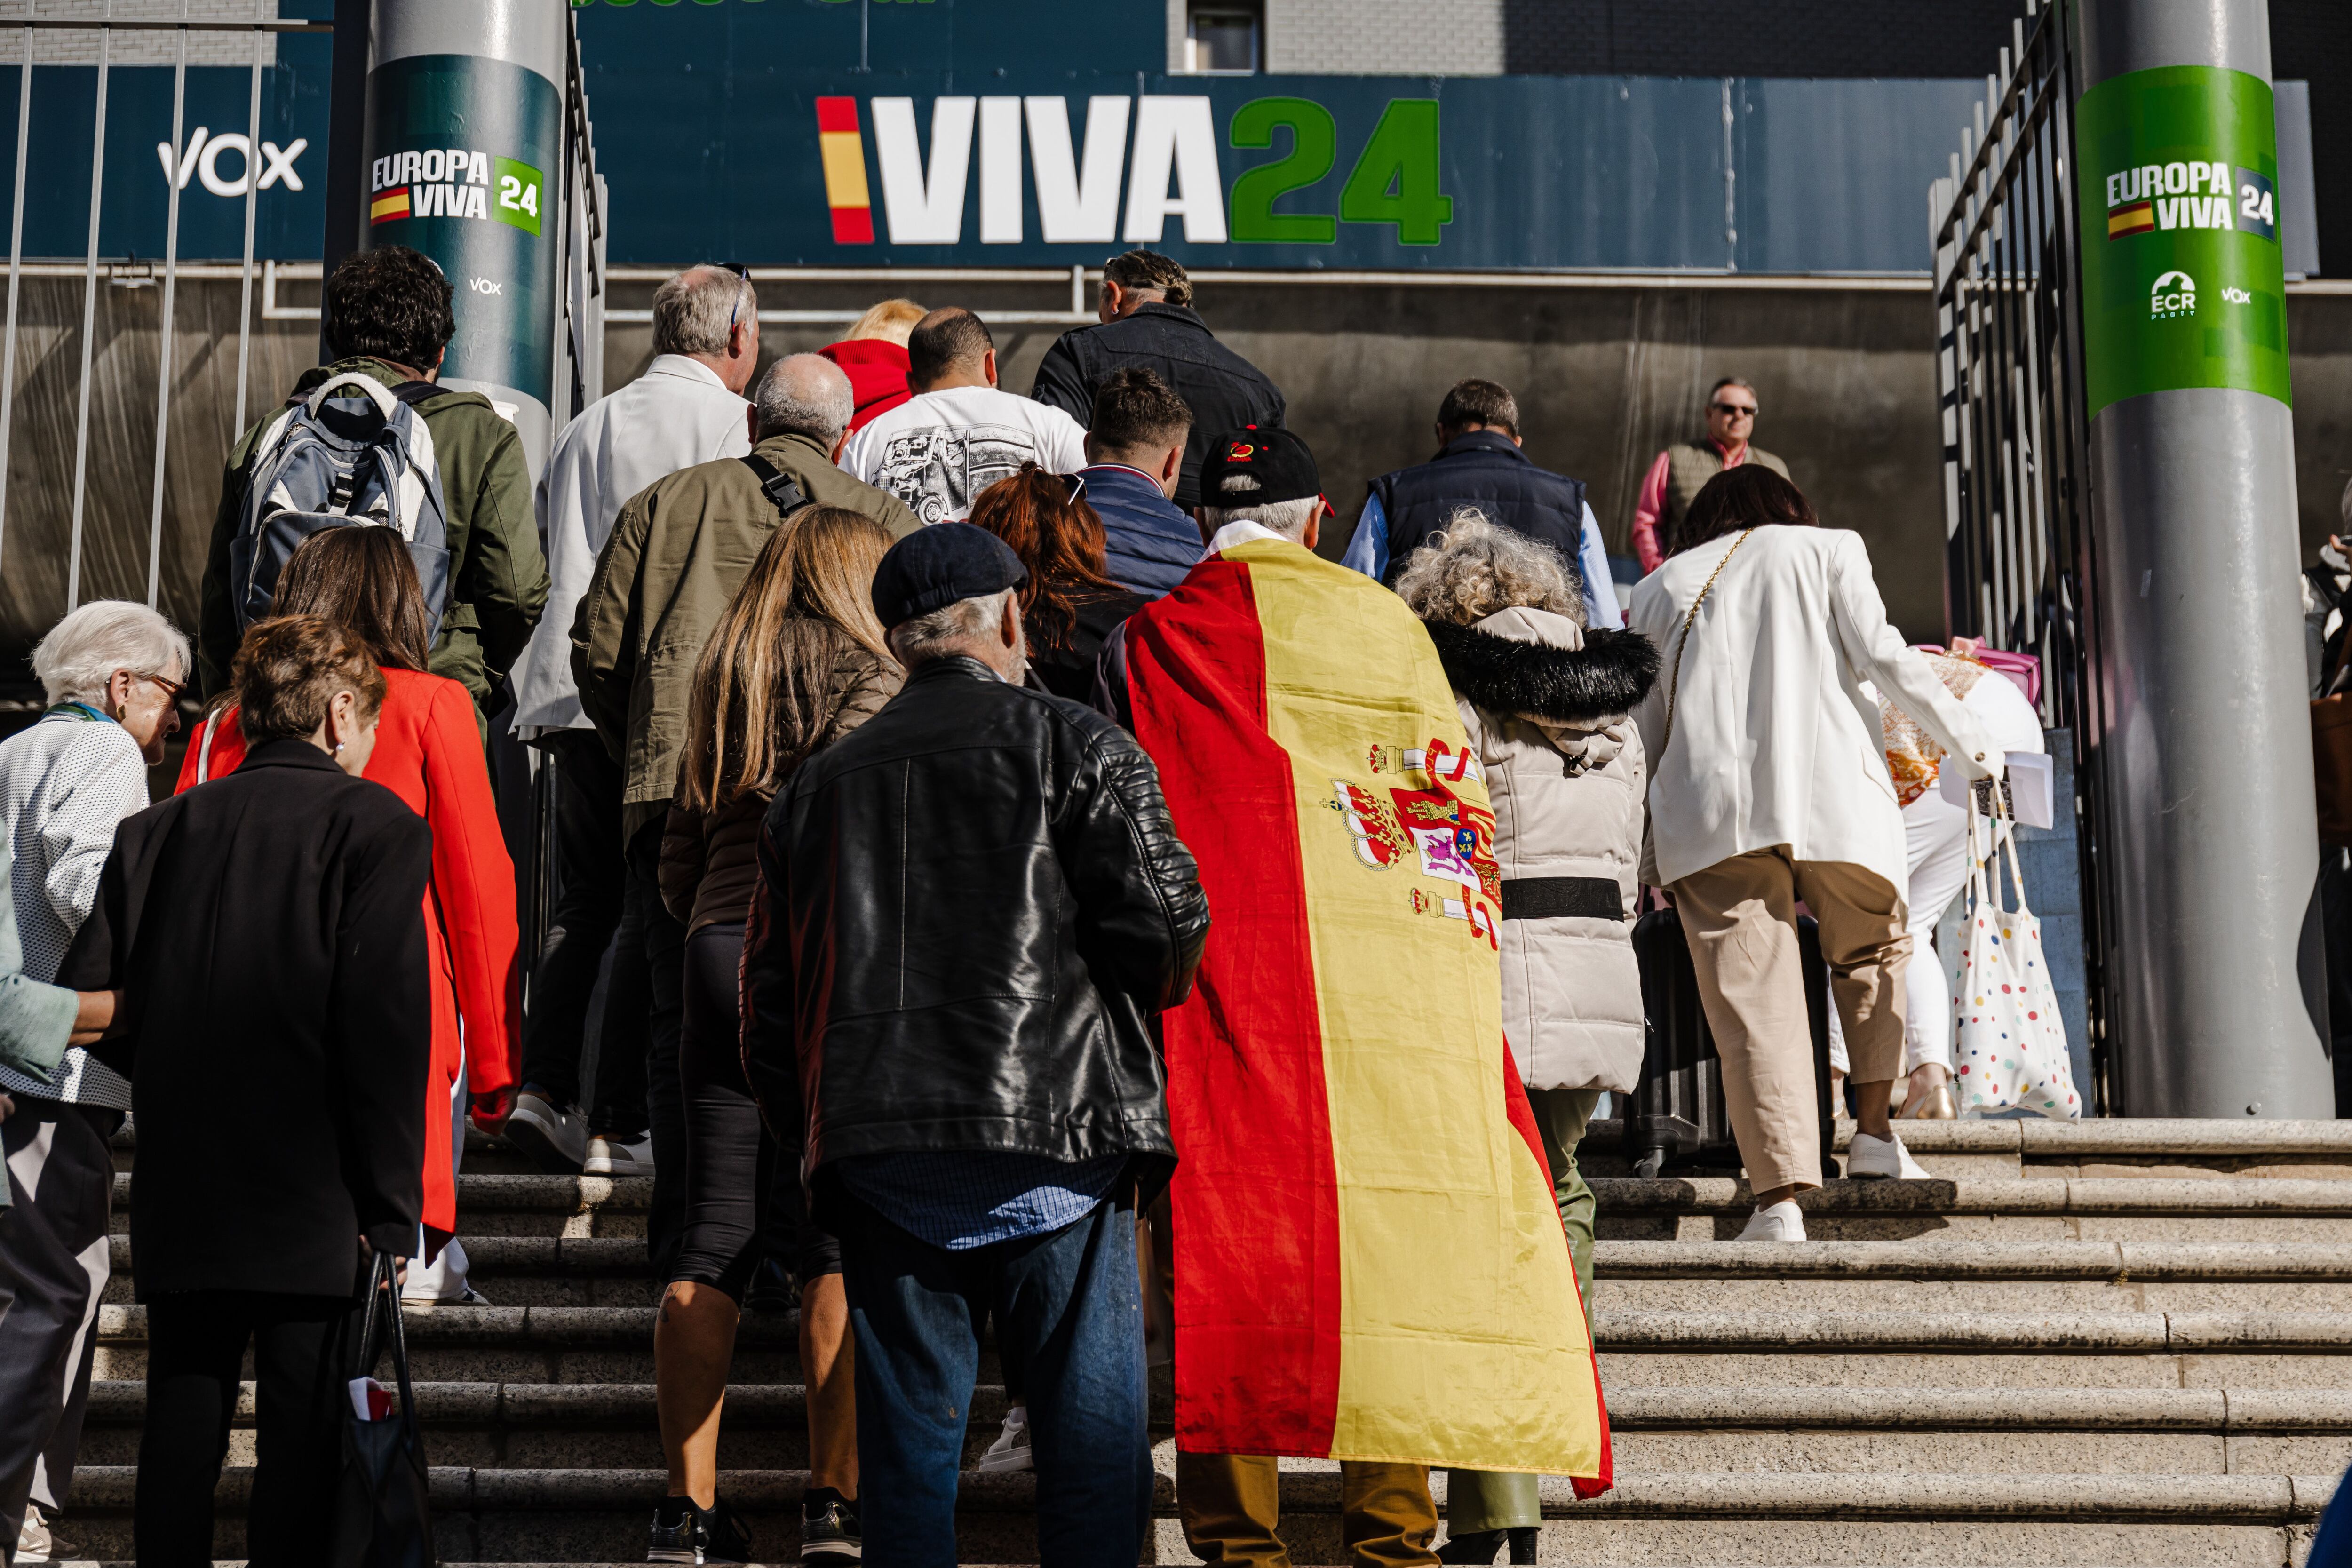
[[819, 337, 914, 430], [176, 668, 520, 1237]]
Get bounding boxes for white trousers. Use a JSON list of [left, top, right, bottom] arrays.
[[1828, 789, 1974, 1075]]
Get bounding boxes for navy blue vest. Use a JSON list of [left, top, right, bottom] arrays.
[[1367, 432, 1588, 586]]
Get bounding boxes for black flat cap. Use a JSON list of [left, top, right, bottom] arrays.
[[871, 522, 1030, 629]]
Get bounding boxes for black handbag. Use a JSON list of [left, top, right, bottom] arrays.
[[1622, 907, 1836, 1180], [330, 1251, 437, 1568]]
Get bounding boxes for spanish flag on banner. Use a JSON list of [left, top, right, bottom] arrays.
[[1124, 534, 1611, 1488]]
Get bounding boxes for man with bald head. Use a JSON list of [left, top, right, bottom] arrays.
[[572, 352, 916, 1279], [842, 306, 1088, 524]]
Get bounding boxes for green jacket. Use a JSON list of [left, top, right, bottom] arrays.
[[199, 357, 551, 711], [572, 429, 919, 843]]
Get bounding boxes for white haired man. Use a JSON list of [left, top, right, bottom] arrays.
[[504, 263, 762, 1184], [0, 601, 186, 1561]]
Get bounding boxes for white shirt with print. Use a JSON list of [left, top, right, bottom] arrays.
[[841, 384, 1088, 525]]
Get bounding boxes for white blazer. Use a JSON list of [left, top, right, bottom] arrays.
[[1627, 525, 2000, 892], [509, 355, 752, 733]]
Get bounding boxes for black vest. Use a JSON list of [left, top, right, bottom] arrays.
[[1367, 432, 1588, 586]]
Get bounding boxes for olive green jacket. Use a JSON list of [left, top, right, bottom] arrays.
[[571, 429, 919, 842], [199, 357, 550, 711]]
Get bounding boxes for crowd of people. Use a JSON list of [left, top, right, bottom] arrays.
[[0, 243, 2018, 1568]]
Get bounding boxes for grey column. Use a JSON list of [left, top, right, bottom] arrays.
[[363, 0, 568, 477], [2076, 0, 2331, 1115]]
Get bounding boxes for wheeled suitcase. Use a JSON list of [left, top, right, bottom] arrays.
[[1622, 907, 1836, 1179]]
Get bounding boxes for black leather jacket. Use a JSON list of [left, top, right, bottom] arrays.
[[741, 655, 1209, 1210]]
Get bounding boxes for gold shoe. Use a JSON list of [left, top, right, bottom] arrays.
[[1899, 1081, 1958, 1119]]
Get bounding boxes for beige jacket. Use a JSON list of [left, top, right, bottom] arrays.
[[1428, 605, 1660, 1094]]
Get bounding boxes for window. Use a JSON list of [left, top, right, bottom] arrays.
[[1184, 2, 1261, 74]]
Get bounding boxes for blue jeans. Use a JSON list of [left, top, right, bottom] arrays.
[[839, 1189, 1151, 1566]]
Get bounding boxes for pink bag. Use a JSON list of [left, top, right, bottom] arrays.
[[1915, 645, 2040, 707]]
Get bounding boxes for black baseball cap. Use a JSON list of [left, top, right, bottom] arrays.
[[870, 523, 1029, 629], [1198, 426, 1321, 507]]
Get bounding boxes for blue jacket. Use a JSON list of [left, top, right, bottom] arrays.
[[1343, 433, 1621, 628], [1083, 463, 1203, 600]]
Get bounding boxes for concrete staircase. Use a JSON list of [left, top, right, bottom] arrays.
[[57, 1119, 2352, 1564]]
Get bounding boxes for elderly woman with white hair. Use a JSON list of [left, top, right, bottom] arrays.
[[0, 598, 185, 1559], [1393, 510, 1658, 1567]]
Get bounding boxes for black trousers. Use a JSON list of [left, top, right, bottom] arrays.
[[520, 729, 648, 1138], [672, 922, 833, 1299], [626, 821, 690, 1280], [135, 1288, 362, 1568]]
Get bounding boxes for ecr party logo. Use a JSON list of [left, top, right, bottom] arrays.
[[2150, 269, 2195, 320], [370, 147, 544, 237]]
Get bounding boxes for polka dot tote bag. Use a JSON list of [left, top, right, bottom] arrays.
[[1954, 794, 2081, 1118]]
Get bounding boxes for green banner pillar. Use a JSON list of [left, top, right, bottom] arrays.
[[361, 0, 567, 477], [2073, 0, 2330, 1115]]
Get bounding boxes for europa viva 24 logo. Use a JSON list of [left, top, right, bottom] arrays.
[[2076, 65, 2288, 414]]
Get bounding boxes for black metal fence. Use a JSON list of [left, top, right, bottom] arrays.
[[1930, 0, 2113, 1109]]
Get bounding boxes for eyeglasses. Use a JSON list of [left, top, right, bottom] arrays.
[[1710, 401, 1758, 418], [134, 670, 185, 702], [718, 262, 752, 335]]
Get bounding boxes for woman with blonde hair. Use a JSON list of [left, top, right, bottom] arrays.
[[1394, 509, 1657, 1565], [819, 296, 925, 432], [649, 504, 902, 1564], [64, 614, 432, 1566]]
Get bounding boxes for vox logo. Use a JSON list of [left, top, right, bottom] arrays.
[[154, 128, 306, 197]]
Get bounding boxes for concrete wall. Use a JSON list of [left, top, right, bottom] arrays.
[[2, 273, 2348, 666]]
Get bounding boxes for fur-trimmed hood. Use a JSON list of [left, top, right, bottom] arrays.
[[1423, 610, 1660, 727]]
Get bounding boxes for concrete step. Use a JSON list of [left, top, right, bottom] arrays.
[[66, 1379, 2352, 1479], [1591, 1174, 2352, 1242], [71, 1379, 1016, 1470], [44, 1466, 2338, 1565]]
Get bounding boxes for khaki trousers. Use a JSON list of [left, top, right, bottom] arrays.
[[1178, 1450, 1438, 1568], [1671, 849, 1909, 1193]]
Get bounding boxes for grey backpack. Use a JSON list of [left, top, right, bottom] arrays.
[[230, 371, 452, 634]]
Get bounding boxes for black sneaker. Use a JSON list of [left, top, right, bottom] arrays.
[[647, 1495, 754, 1564], [744, 1255, 798, 1314], [800, 1486, 862, 1562]]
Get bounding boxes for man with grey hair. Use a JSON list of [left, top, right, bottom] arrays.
[[571, 355, 913, 1285], [502, 263, 762, 1185]]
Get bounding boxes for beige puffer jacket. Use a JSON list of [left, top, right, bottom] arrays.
[[1427, 605, 1660, 1094]]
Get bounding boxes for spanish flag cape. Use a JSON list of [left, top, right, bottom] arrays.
[[1123, 533, 1611, 1488]]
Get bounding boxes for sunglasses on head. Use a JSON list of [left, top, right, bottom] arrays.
[[1059, 471, 1087, 505], [718, 262, 751, 334]]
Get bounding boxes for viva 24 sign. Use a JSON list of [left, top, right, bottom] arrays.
[[2075, 66, 2288, 415], [812, 94, 1451, 248]]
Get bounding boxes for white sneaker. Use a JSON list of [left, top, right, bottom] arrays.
[[583, 1134, 654, 1177], [976, 1403, 1033, 1472], [17, 1504, 77, 1562], [1736, 1200, 1807, 1242], [504, 1088, 588, 1174], [1845, 1130, 1930, 1180]]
